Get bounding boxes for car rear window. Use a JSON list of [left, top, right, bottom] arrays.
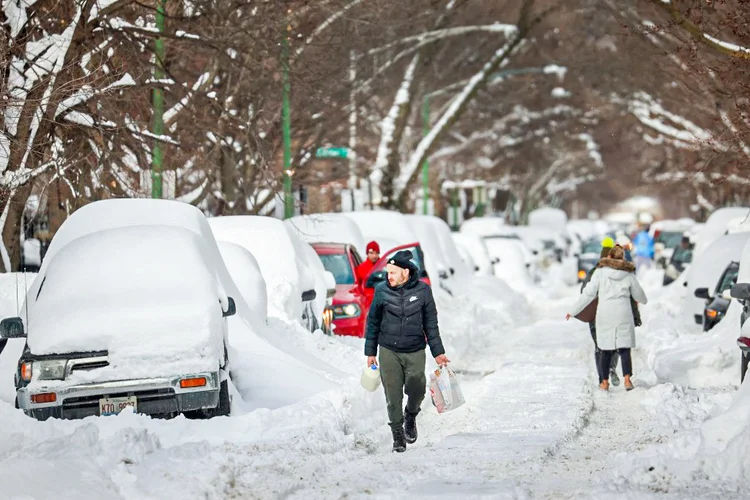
[[319, 253, 355, 285]]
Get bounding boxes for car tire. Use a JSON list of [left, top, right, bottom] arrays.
[[213, 379, 231, 417], [742, 353, 749, 384]]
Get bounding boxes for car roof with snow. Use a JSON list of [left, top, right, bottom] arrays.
[[287, 214, 367, 256], [460, 217, 507, 238], [341, 211, 417, 247], [27, 225, 225, 357]]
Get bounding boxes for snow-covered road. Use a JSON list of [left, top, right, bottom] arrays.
[[1, 273, 748, 499]]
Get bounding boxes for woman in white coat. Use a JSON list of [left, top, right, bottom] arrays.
[[566, 245, 648, 391]]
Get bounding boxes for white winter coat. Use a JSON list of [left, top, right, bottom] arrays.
[[569, 259, 648, 350]]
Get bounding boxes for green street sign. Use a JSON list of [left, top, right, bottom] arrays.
[[316, 147, 350, 159]]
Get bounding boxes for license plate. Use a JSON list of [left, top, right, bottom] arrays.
[[99, 396, 137, 416]]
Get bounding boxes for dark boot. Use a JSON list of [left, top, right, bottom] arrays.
[[391, 426, 407, 452], [404, 408, 418, 444]]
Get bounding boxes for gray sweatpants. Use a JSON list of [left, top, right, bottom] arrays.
[[378, 347, 426, 429]]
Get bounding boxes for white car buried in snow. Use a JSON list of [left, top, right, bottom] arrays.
[[2, 225, 237, 421]]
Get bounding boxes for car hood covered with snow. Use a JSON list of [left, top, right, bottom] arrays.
[[27, 226, 225, 367]]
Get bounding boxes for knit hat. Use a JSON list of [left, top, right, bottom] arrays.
[[366, 241, 380, 254], [601, 236, 614, 248], [388, 250, 414, 270]]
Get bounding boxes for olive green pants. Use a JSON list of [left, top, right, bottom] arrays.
[[378, 347, 426, 429]]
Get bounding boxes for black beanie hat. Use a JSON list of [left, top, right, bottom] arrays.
[[388, 250, 414, 270]]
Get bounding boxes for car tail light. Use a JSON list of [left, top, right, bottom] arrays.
[[577, 270, 586, 280], [20, 362, 32, 382], [706, 309, 719, 319], [180, 377, 207, 388], [31, 393, 56, 404]]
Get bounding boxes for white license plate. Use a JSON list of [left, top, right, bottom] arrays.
[[99, 396, 137, 416]]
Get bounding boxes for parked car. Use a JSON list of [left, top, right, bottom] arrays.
[[451, 232, 494, 275], [651, 219, 695, 268], [208, 216, 334, 334], [312, 242, 368, 337], [683, 232, 750, 328], [4, 225, 236, 420], [362, 242, 431, 290], [663, 237, 694, 286], [577, 238, 602, 282], [695, 261, 739, 331]]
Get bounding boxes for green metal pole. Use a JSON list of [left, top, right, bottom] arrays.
[[451, 187, 459, 230], [151, 0, 166, 198], [422, 95, 429, 215], [282, 34, 294, 219]]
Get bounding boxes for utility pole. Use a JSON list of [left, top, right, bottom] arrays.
[[422, 95, 430, 215], [349, 50, 357, 212], [281, 24, 294, 219], [151, 0, 166, 198]]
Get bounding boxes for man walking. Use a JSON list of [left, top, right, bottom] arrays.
[[633, 224, 655, 271], [365, 249, 450, 453]]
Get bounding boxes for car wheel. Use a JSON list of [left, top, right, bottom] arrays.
[[212, 379, 231, 417], [742, 353, 749, 384]]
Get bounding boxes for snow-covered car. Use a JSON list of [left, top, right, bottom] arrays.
[[2, 225, 236, 420], [460, 218, 537, 275], [208, 216, 333, 333], [216, 241, 268, 321], [695, 260, 738, 331], [451, 232, 494, 275], [577, 238, 603, 282], [482, 237, 533, 290], [683, 232, 750, 328], [287, 214, 367, 257], [693, 207, 750, 257], [663, 236, 694, 286]]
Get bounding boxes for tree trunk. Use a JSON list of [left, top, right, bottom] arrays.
[[0, 184, 33, 272]]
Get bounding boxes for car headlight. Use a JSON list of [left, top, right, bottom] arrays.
[[333, 303, 361, 319], [35, 359, 68, 381]]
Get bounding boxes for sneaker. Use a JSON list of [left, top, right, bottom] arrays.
[[610, 370, 620, 387], [391, 426, 407, 453], [404, 409, 418, 444], [599, 380, 610, 391]]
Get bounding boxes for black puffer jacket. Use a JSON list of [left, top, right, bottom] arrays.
[[364, 268, 445, 357]]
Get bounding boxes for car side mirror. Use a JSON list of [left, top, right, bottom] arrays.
[[222, 297, 237, 317], [366, 270, 386, 289], [474, 265, 480, 272], [439, 270, 449, 280], [301, 289, 317, 302], [449, 268, 455, 276], [722, 289, 734, 300], [0, 317, 25, 338], [694, 288, 710, 300], [492, 258, 500, 264], [731, 283, 750, 301]]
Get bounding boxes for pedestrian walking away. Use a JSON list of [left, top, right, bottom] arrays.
[[364, 249, 450, 453], [580, 237, 643, 386], [567, 245, 648, 392], [633, 224, 655, 272]]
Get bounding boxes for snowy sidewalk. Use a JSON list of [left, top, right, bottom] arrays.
[[289, 303, 595, 499]]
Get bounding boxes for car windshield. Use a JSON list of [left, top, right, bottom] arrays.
[[582, 241, 601, 254], [717, 263, 740, 294], [318, 253, 354, 285], [657, 231, 683, 248]]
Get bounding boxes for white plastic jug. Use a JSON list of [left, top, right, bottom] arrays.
[[360, 364, 382, 392]]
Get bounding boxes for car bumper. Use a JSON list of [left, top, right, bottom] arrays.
[[333, 316, 365, 337], [17, 371, 220, 420]]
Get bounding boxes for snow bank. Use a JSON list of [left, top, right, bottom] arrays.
[[27, 227, 225, 381], [287, 214, 367, 257]]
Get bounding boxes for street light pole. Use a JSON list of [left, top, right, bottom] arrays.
[[151, 0, 166, 199], [281, 30, 294, 219]]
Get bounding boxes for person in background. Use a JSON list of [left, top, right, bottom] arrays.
[[633, 224, 655, 270], [357, 241, 380, 307], [568, 245, 648, 391], [365, 250, 450, 452]]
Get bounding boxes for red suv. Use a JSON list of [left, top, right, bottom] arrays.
[[312, 242, 430, 337]]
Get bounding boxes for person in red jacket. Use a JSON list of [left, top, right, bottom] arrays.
[[357, 241, 380, 307]]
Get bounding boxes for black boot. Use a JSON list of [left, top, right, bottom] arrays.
[[391, 426, 406, 453], [404, 408, 418, 444]]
